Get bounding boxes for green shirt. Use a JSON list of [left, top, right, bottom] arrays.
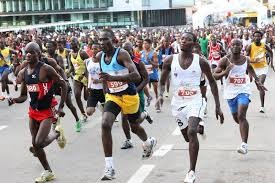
[[199, 38, 209, 56]]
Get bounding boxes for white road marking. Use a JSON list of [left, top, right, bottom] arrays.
[[153, 144, 174, 157], [127, 164, 155, 183], [172, 127, 181, 136], [0, 125, 8, 131]]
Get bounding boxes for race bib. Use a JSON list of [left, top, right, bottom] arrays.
[[212, 51, 220, 59], [107, 81, 128, 93], [229, 76, 246, 85], [27, 84, 40, 92], [177, 87, 197, 97], [73, 63, 80, 70], [145, 65, 153, 74]]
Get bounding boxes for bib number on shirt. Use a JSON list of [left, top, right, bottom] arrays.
[[177, 87, 197, 97], [145, 65, 153, 74], [27, 84, 40, 92], [229, 77, 246, 85], [107, 81, 128, 93], [73, 63, 80, 70]]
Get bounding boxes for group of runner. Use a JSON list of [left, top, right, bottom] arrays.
[[0, 24, 274, 183]]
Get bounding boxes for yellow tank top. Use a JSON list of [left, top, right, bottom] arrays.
[[250, 42, 267, 69], [57, 49, 66, 59], [70, 51, 87, 85], [0, 47, 11, 66]]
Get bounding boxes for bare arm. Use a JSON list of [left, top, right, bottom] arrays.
[[15, 60, 28, 83], [80, 50, 90, 60], [44, 65, 67, 110], [213, 57, 230, 80], [200, 57, 224, 123], [56, 55, 65, 70], [246, 45, 251, 57], [12, 69, 28, 103], [46, 58, 67, 80], [266, 44, 274, 68], [136, 62, 149, 92], [159, 55, 173, 97], [100, 49, 141, 83], [151, 52, 159, 67]]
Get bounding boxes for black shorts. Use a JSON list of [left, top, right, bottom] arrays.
[[150, 79, 159, 83], [87, 89, 105, 107]]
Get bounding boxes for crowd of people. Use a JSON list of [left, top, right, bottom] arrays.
[[0, 23, 274, 183]]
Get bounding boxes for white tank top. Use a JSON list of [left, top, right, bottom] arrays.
[[223, 57, 251, 99], [86, 58, 103, 90], [171, 53, 202, 106]]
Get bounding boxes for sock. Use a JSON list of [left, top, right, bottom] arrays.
[[143, 137, 152, 146], [105, 157, 114, 169]]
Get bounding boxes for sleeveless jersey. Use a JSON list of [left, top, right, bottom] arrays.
[[223, 57, 251, 99], [100, 48, 136, 95], [250, 42, 267, 69], [86, 58, 103, 90], [171, 54, 202, 106], [141, 50, 158, 80], [24, 62, 54, 110]]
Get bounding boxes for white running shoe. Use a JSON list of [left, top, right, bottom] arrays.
[[259, 107, 265, 113], [184, 170, 196, 183], [142, 137, 157, 159], [237, 143, 248, 154], [101, 167, 115, 181]]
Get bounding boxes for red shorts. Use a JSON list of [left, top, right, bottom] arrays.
[[28, 98, 58, 123]]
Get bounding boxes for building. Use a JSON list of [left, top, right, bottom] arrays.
[[0, 0, 194, 31]]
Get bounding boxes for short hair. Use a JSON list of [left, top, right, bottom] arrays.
[[144, 38, 152, 44], [102, 28, 115, 38], [253, 31, 263, 37], [47, 40, 57, 47], [185, 32, 197, 42]]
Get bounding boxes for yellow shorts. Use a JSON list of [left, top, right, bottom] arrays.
[[105, 93, 139, 114]]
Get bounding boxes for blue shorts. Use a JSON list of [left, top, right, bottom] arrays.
[[0, 65, 11, 78], [227, 93, 250, 113]]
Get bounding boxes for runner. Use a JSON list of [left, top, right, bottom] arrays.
[[208, 36, 226, 71], [121, 42, 153, 149], [86, 42, 105, 117], [246, 31, 274, 113], [96, 29, 157, 180], [214, 39, 267, 154], [9, 42, 67, 183], [67, 37, 89, 121], [141, 38, 159, 109], [157, 32, 224, 183], [57, 39, 70, 70]]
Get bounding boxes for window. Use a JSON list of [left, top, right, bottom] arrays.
[[14, 1, 19, 12], [33, 0, 39, 11], [53, 0, 59, 10], [93, 0, 99, 8], [60, 0, 65, 10], [40, 0, 46, 10], [21, 0, 26, 11], [26, 0, 32, 11], [80, 0, 85, 9], [87, 0, 93, 8], [107, 0, 113, 7], [73, 0, 79, 9], [66, 0, 73, 9], [100, 0, 107, 8], [83, 13, 89, 20]]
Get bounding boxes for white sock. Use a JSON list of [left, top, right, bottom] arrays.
[[105, 157, 114, 169], [143, 137, 152, 146]]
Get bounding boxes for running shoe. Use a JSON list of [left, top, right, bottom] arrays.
[[75, 120, 82, 132], [35, 170, 55, 183], [55, 125, 66, 149], [146, 96, 153, 107], [184, 170, 196, 183], [82, 113, 88, 123], [101, 167, 116, 181], [121, 139, 133, 149], [144, 111, 153, 124], [237, 143, 248, 154], [259, 107, 265, 113], [142, 137, 157, 159]]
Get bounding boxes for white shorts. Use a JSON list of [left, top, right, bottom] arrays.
[[171, 98, 206, 130], [254, 67, 268, 77]]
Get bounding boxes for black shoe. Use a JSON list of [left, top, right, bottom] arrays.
[[144, 111, 153, 124]]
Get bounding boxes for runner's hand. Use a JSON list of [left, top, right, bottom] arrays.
[[57, 108, 65, 117], [99, 72, 113, 81], [255, 80, 268, 92], [215, 107, 224, 124]]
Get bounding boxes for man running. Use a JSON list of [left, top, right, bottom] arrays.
[[9, 42, 67, 183], [86, 42, 105, 116], [214, 39, 267, 154], [158, 32, 224, 183], [121, 42, 153, 149], [246, 31, 274, 113], [67, 37, 90, 121], [96, 29, 157, 180], [141, 38, 159, 108]]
